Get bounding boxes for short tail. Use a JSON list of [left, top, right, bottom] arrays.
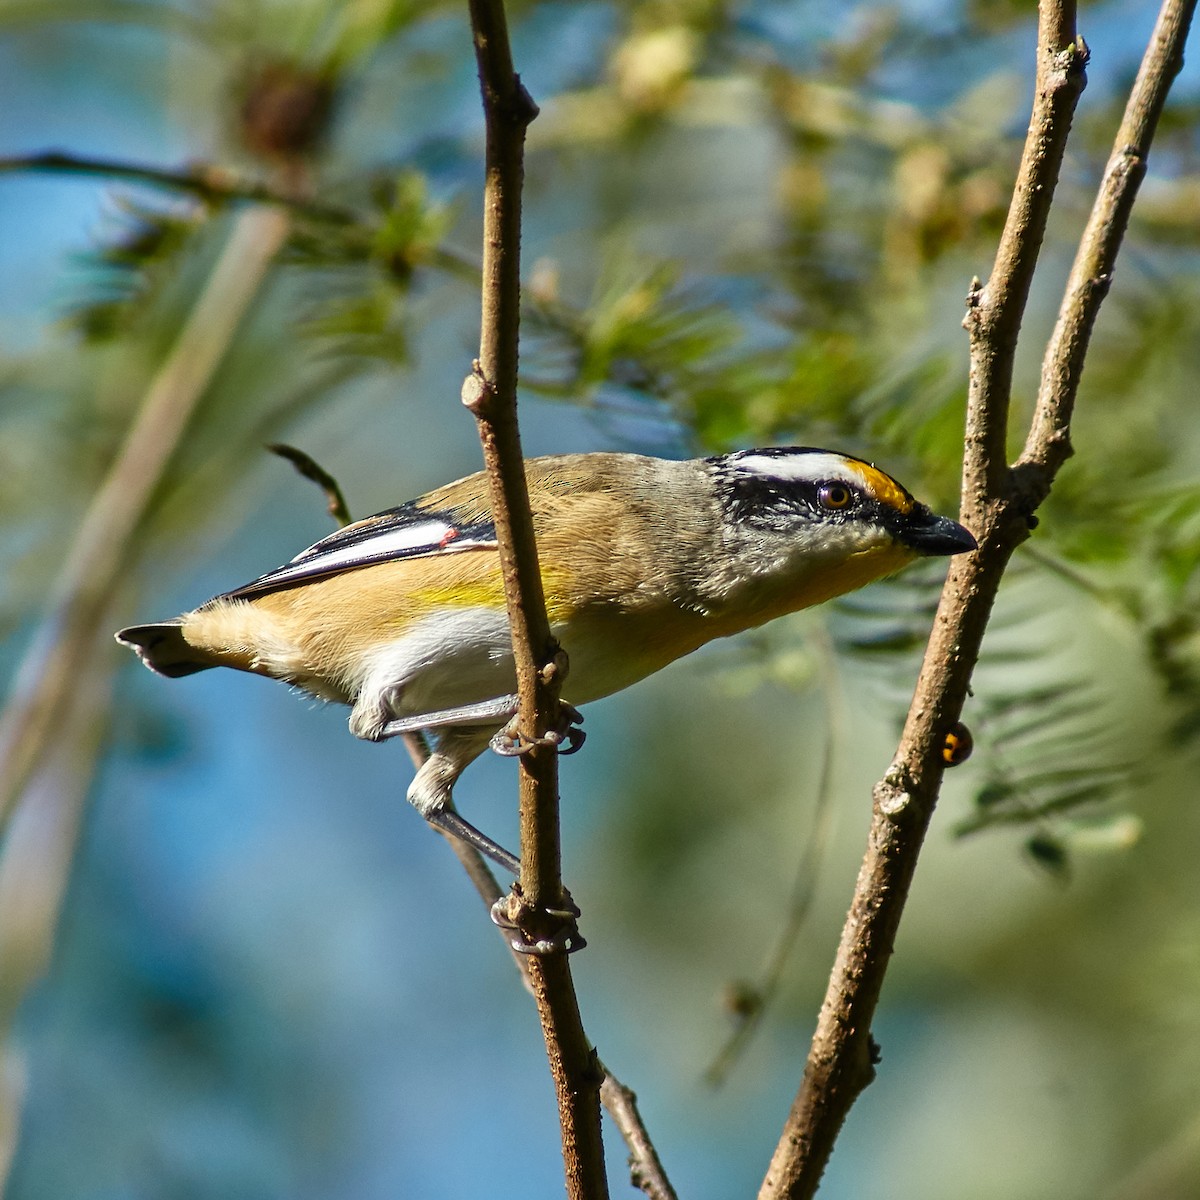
[[115, 621, 214, 678]]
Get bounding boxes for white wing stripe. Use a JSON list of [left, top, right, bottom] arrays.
[[291, 519, 458, 570]]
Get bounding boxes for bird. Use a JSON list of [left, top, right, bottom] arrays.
[[116, 447, 976, 872]]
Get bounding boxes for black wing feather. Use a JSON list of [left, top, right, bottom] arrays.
[[213, 501, 497, 602]]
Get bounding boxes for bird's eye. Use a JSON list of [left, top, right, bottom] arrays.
[[818, 483, 853, 510]]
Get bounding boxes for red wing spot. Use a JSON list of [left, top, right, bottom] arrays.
[[438, 526, 460, 548]]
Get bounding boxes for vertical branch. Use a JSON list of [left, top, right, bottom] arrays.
[[1021, 0, 1197, 480], [462, 0, 563, 911], [759, 0, 1193, 1193], [961, 3, 1087, 520], [462, 3, 609, 1198]]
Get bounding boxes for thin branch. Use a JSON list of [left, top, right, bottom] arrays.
[[267, 443, 354, 528], [400, 734, 676, 1197], [1018, 0, 1197, 484], [461, 3, 609, 1199], [760, 0, 1194, 1193], [960, 6, 1088, 518], [0, 151, 358, 224], [0, 205, 292, 832], [0, 151, 482, 281], [705, 633, 843, 1088], [599, 1070, 679, 1200]]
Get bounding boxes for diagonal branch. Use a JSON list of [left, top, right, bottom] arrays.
[[0, 201, 292, 1194], [759, 0, 1194, 1195], [0, 204, 292, 833], [0, 152, 480, 279], [400, 734, 676, 1199], [460, 2, 609, 1198]]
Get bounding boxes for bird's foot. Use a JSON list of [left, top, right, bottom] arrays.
[[489, 702, 586, 758], [490, 886, 586, 955]]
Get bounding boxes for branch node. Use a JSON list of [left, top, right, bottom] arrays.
[[541, 646, 569, 686], [511, 75, 541, 124], [874, 782, 913, 820], [461, 361, 493, 415], [962, 276, 985, 331], [1053, 35, 1090, 76]]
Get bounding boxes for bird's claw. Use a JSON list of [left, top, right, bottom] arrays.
[[490, 889, 586, 955], [489, 703, 586, 758]]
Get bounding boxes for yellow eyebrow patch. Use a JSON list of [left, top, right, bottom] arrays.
[[847, 461, 915, 514]]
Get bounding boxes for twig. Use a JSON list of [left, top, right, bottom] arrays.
[[0, 150, 358, 224], [0, 204, 292, 832], [267, 442, 354, 528], [401, 733, 674, 1196], [1018, 0, 1197, 486], [960, 8, 1088, 518], [759, 0, 1194, 1194], [599, 1070, 679, 1200], [462, 3, 609, 1199], [0, 150, 482, 281]]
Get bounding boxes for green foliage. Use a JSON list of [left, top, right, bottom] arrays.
[[65, 197, 209, 342], [6, 0, 1200, 847], [5, 4, 1200, 1197], [287, 175, 457, 364]]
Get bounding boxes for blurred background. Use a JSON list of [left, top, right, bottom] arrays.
[[2, 1, 1200, 1197]]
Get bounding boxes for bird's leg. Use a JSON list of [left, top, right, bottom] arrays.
[[406, 726, 521, 874], [485, 701, 588, 954], [377, 694, 519, 739], [412, 734, 586, 951]]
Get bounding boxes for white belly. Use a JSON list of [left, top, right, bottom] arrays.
[[357, 607, 518, 719]]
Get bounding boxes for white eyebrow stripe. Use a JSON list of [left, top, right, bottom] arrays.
[[735, 452, 858, 483]]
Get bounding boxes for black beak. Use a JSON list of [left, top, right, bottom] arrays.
[[901, 507, 978, 557]]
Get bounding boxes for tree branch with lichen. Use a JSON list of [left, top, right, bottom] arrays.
[[758, 1, 1195, 1196]]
